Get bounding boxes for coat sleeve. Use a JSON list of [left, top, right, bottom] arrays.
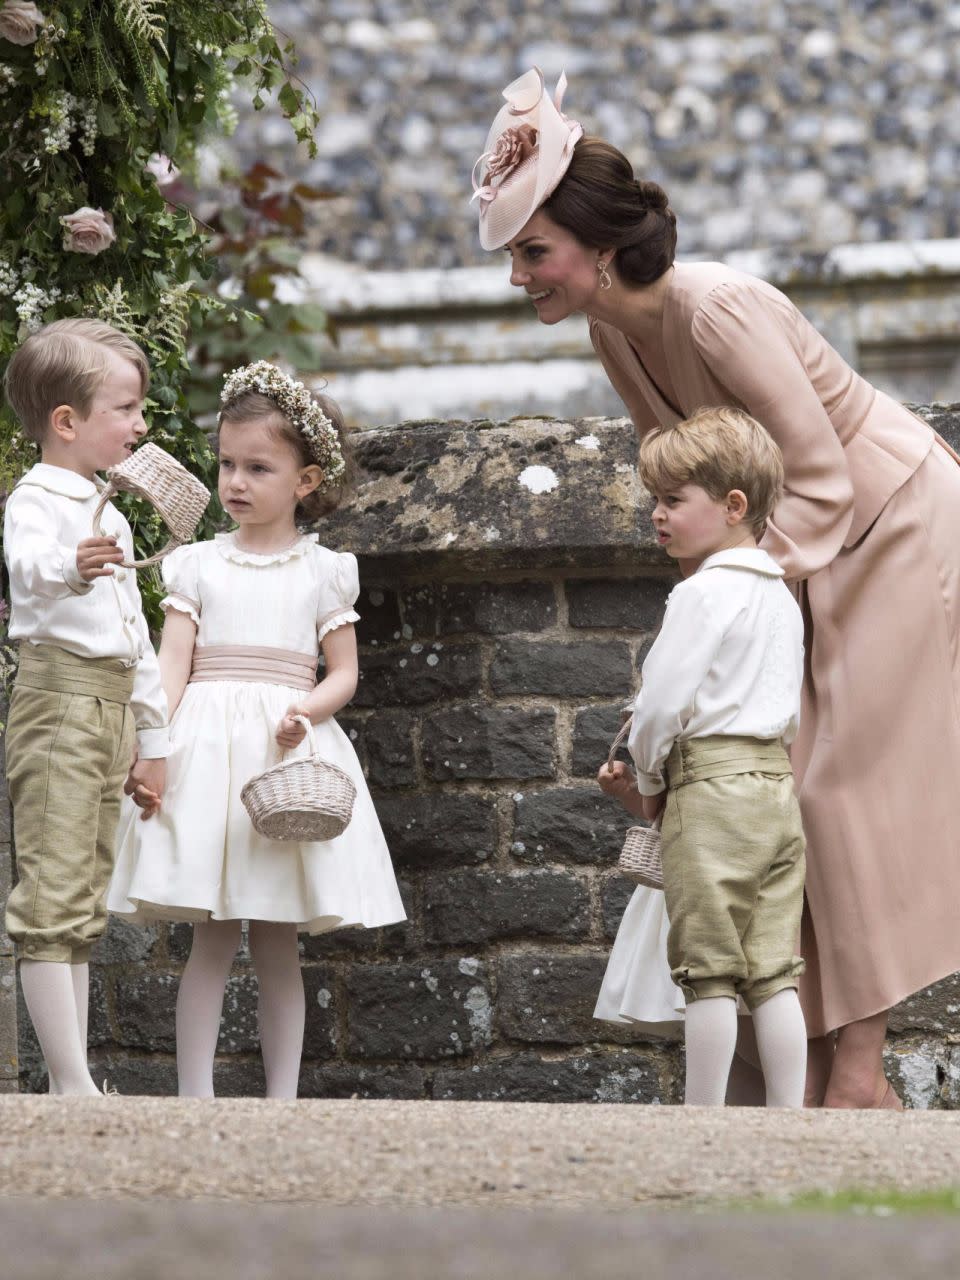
[[690, 280, 855, 581]]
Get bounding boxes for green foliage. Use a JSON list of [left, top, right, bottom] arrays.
[[180, 161, 338, 418], [0, 0, 326, 628]]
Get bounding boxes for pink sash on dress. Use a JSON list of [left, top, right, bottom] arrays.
[[188, 644, 317, 691]]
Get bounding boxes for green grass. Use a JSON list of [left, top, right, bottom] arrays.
[[751, 1188, 960, 1215]]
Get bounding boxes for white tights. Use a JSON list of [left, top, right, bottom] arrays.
[[176, 919, 305, 1099], [685, 990, 806, 1108], [19, 959, 100, 1096]]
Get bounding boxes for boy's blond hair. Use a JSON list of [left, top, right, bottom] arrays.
[[3, 318, 150, 443], [638, 406, 784, 535]]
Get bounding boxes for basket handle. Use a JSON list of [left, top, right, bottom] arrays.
[[608, 711, 664, 832], [91, 486, 181, 570], [606, 716, 633, 772], [293, 713, 319, 757]]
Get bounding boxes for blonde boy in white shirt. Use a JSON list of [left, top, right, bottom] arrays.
[[3, 319, 169, 1095], [599, 406, 807, 1107]]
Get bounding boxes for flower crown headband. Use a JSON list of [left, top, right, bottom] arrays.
[[220, 361, 346, 488]]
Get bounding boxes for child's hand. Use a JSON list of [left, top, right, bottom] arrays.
[[276, 706, 310, 750], [124, 757, 166, 821], [76, 536, 124, 582], [597, 760, 647, 818]]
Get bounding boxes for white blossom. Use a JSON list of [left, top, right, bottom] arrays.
[[13, 281, 61, 333], [0, 257, 18, 295]]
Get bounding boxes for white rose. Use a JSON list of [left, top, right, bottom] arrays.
[[60, 206, 116, 255], [0, 2, 45, 46]]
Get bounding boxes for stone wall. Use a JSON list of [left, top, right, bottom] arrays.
[[229, 1, 960, 269], [13, 404, 960, 1107]]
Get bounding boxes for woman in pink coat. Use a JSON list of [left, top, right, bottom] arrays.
[[473, 70, 960, 1107]]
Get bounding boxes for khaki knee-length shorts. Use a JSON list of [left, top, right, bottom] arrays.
[[5, 645, 134, 964], [660, 735, 806, 1010]]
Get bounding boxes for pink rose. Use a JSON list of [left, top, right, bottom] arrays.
[[145, 152, 180, 187], [0, 1, 44, 45], [485, 123, 538, 185], [60, 206, 116, 255]]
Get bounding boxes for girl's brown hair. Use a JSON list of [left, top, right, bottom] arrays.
[[542, 136, 677, 286], [217, 389, 354, 523]]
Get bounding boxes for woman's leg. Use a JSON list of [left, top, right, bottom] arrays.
[[176, 919, 242, 1098], [751, 989, 807, 1108], [822, 1009, 903, 1109], [684, 996, 738, 1105], [726, 1017, 765, 1106], [804, 1034, 834, 1107], [248, 921, 305, 1100]]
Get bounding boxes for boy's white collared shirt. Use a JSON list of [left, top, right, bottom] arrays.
[[628, 546, 804, 795], [4, 462, 169, 756]]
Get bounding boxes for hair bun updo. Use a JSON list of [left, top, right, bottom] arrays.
[[542, 136, 678, 287], [635, 179, 670, 213]]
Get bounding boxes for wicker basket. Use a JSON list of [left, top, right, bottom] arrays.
[[241, 715, 356, 842], [619, 820, 664, 890], [92, 442, 211, 568], [607, 718, 664, 890]]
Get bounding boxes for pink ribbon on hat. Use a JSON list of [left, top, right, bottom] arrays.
[[471, 69, 573, 206]]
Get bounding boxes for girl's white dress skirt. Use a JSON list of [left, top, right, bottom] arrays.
[[594, 884, 685, 1033], [107, 532, 406, 934]]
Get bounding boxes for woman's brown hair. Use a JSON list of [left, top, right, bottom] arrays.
[[217, 389, 354, 524], [542, 136, 677, 286]]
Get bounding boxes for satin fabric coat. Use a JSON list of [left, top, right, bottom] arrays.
[[591, 261, 960, 1036]]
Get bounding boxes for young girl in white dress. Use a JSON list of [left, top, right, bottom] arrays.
[[108, 362, 405, 1098]]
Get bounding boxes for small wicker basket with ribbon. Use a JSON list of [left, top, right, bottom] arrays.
[[607, 718, 664, 890], [241, 715, 356, 842], [92, 442, 211, 569]]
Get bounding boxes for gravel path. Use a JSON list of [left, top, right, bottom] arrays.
[[2, 1096, 960, 1208]]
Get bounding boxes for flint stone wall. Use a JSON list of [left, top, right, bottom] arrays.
[[233, 1, 960, 269], [11, 403, 960, 1107]]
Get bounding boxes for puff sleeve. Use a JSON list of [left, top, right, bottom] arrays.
[[690, 280, 855, 581], [316, 550, 361, 643], [160, 544, 201, 626]]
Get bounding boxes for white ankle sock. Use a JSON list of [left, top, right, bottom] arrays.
[[684, 996, 738, 1105], [249, 921, 305, 1100], [176, 920, 242, 1098], [751, 988, 807, 1108], [19, 960, 99, 1096]]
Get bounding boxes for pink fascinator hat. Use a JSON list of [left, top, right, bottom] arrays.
[[471, 67, 583, 251]]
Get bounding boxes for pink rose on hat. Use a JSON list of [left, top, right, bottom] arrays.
[[60, 207, 116, 255], [0, 1, 45, 45], [472, 68, 583, 250], [485, 123, 539, 186]]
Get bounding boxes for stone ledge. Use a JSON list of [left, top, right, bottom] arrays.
[[322, 405, 960, 575], [323, 415, 655, 575]]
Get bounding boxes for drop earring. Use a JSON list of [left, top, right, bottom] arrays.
[[597, 259, 612, 290]]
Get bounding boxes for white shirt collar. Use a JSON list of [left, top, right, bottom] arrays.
[[697, 547, 785, 578], [15, 463, 104, 500]]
